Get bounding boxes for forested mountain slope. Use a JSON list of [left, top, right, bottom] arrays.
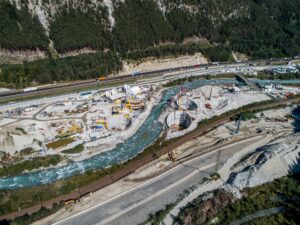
[[0, 0, 299, 86], [0, 1, 48, 50], [2, 0, 300, 58]]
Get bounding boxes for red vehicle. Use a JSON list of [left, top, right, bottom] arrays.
[[205, 103, 212, 109]]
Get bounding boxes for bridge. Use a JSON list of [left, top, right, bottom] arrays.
[[235, 73, 261, 92]]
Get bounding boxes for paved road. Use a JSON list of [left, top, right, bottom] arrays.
[[54, 136, 259, 225], [1, 56, 290, 103], [0, 63, 275, 111]]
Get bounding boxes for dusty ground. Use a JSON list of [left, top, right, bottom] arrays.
[[0, 86, 159, 163], [118, 53, 209, 76]]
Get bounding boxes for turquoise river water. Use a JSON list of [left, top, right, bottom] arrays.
[[0, 79, 299, 190]]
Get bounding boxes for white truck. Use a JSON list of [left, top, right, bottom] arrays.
[[23, 87, 38, 92]]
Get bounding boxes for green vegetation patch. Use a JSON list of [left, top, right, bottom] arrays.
[[114, 0, 300, 59], [15, 127, 27, 135], [11, 203, 63, 225], [50, 6, 111, 53], [163, 72, 239, 89], [19, 147, 34, 156], [0, 52, 122, 88], [46, 138, 74, 149], [61, 144, 84, 154], [240, 111, 257, 121], [0, 155, 61, 177], [243, 212, 296, 225], [257, 72, 300, 80], [214, 174, 300, 225], [113, 0, 172, 52], [123, 44, 232, 62], [176, 173, 300, 225], [163, 75, 204, 88], [1, 0, 299, 60], [144, 203, 176, 225], [0, 1, 48, 50]]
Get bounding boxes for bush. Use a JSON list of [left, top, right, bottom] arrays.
[[0, 155, 62, 177], [61, 145, 84, 154], [11, 203, 63, 225], [46, 138, 74, 149]]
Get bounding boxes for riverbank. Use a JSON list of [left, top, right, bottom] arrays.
[[1, 96, 300, 222]]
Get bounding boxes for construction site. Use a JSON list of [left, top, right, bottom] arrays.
[[1, 74, 300, 171], [28, 102, 300, 225], [1, 64, 300, 224], [0, 84, 153, 163], [162, 83, 268, 139]]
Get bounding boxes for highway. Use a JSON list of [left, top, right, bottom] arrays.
[[0, 63, 275, 110], [0, 57, 292, 102], [0, 63, 283, 108], [53, 136, 264, 225]]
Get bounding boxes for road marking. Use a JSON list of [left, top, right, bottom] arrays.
[[52, 135, 262, 225], [96, 163, 216, 225]]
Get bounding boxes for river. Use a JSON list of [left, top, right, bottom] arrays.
[[0, 79, 300, 190]]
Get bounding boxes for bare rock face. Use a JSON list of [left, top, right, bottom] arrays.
[[230, 135, 300, 189], [0, 48, 47, 64]]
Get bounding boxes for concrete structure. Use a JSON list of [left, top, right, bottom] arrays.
[[166, 111, 192, 130]]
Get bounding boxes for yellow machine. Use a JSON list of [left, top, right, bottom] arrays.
[[97, 76, 106, 81], [96, 119, 108, 129], [64, 199, 79, 206], [125, 99, 133, 113]]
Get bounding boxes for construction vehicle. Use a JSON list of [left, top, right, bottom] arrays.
[[64, 199, 79, 206], [125, 99, 133, 113], [97, 76, 106, 81], [24, 87, 38, 92], [96, 119, 108, 129]]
